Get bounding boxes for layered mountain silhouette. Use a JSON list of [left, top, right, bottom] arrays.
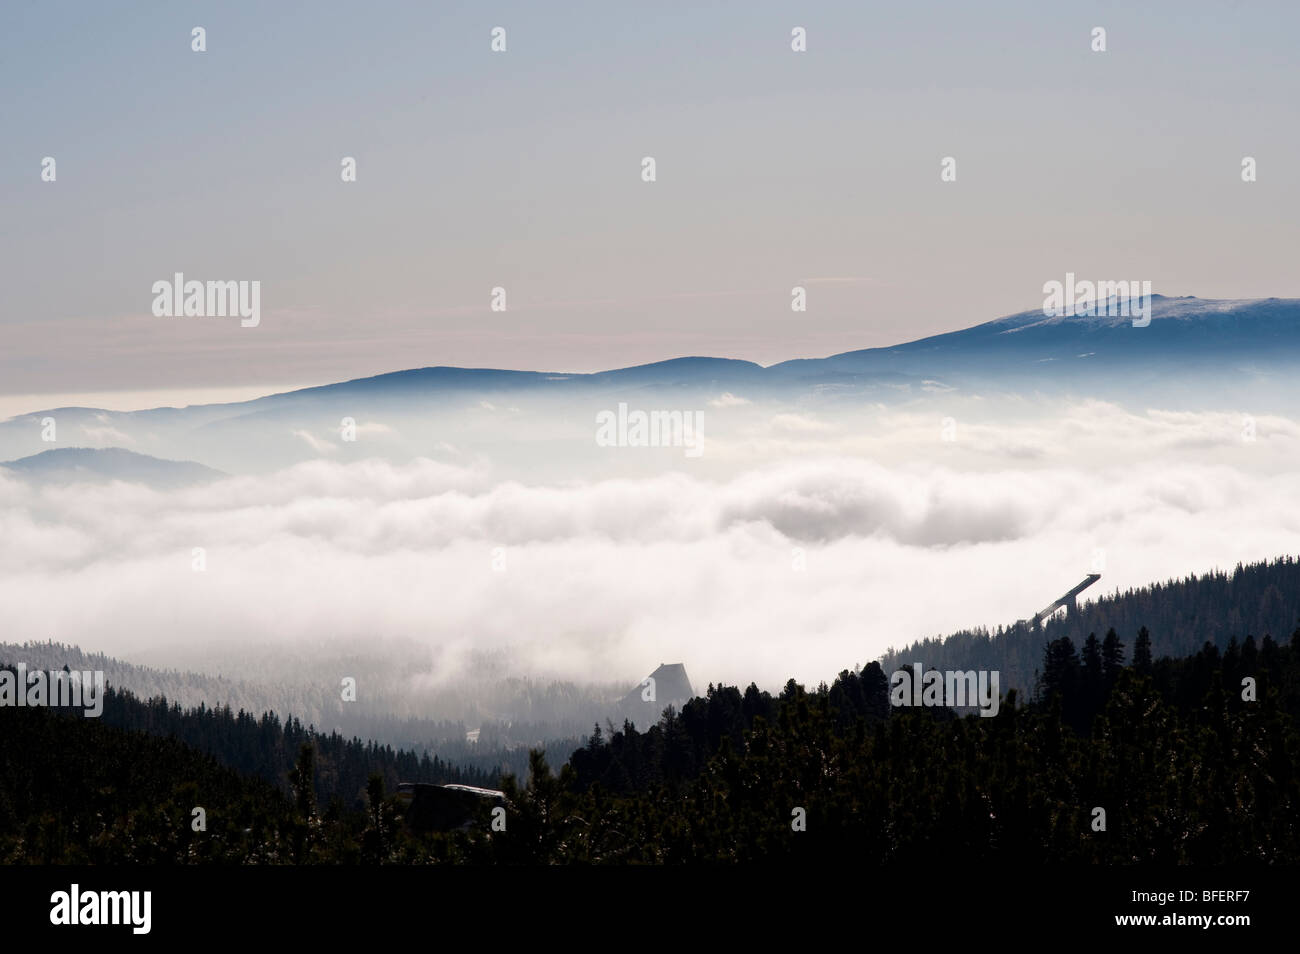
[[1, 295, 1296, 473]]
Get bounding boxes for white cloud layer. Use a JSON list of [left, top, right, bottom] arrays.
[[2, 401, 1299, 692]]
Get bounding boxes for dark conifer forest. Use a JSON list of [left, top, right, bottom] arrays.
[[3, 557, 1299, 864], [879, 556, 1300, 695]]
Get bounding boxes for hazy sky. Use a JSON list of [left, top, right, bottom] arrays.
[[4, 0, 1299, 402]]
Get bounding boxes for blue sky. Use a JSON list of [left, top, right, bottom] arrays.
[[3, 0, 1299, 402]]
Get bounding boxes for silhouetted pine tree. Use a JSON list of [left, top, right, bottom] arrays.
[[1102, 628, 1125, 687], [1133, 626, 1153, 674]]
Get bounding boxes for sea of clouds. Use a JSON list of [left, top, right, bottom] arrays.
[[2, 398, 1299, 692]]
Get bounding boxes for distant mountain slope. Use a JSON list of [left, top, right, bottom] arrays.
[[0, 639, 616, 776], [0, 446, 224, 488], [0, 641, 270, 717], [769, 295, 1300, 383], [9, 295, 1299, 416], [2, 295, 1297, 469]]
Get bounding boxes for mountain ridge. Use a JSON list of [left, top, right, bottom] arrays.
[[3, 295, 1297, 474], [4, 295, 1298, 423], [0, 446, 225, 488]]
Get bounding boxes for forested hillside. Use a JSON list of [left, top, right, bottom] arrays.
[[1, 700, 299, 864], [0, 641, 592, 777], [4, 623, 1297, 863], [879, 556, 1300, 694], [475, 628, 1300, 863]]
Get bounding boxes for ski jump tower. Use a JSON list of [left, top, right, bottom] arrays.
[[1021, 573, 1101, 629]]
